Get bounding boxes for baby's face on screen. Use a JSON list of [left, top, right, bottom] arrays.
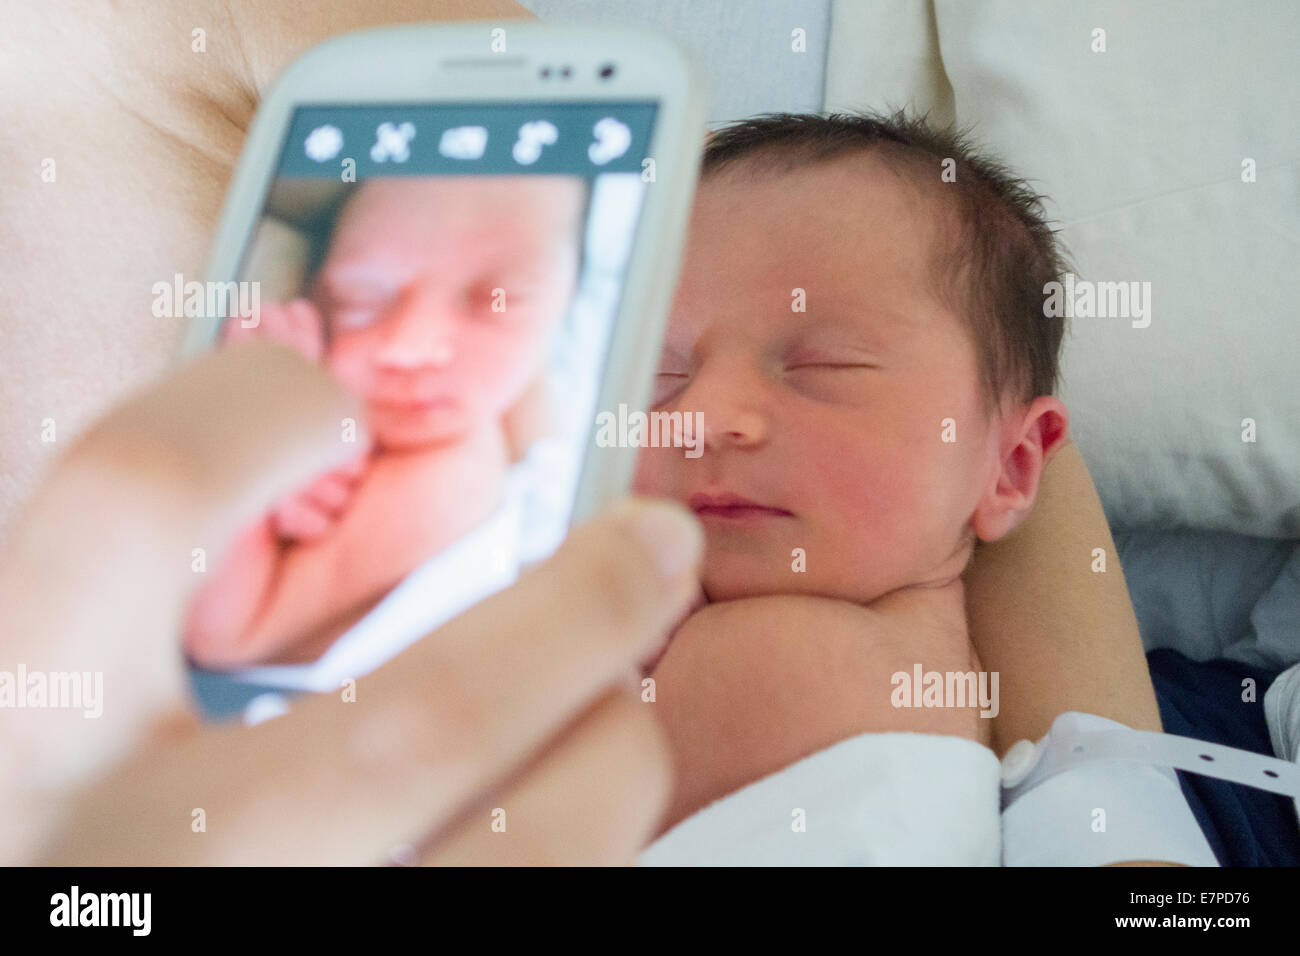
[[316, 176, 583, 449], [633, 157, 1004, 604]]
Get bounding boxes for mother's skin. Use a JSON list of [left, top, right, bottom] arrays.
[[0, 0, 1164, 855]]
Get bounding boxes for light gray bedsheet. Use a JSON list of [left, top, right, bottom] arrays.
[[1116, 529, 1300, 671]]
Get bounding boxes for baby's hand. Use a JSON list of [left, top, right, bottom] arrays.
[[222, 297, 362, 543], [222, 298, 324, 362], [268, 449, 370, 544]]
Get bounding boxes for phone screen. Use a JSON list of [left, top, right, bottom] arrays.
[[188, 101, 659, 721]]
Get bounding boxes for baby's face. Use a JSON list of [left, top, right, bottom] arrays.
[[633, 157, 1004, 604], [317, 176, 583, 449]]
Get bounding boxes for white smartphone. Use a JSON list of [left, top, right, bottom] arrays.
[[181, 22, 703, 719]]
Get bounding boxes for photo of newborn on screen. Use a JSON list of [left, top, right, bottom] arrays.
[[184, 170, 638, 691]]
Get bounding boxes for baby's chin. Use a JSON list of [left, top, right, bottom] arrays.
[[368, 406, 472, 451], [374, 428, 466, 452], [700, 552, 887, 606]]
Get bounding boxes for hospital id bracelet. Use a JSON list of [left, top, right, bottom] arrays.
[[1001, 710, 1300, 807]]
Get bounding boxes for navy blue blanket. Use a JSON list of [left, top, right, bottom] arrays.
[[1149, 648, 1300, 866]]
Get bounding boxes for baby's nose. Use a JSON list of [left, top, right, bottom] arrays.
[[375, 297, 456, 369], [681, 364, 769, 450], [703, 409, 766, 449]]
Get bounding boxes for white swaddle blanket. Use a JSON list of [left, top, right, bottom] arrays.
[[639, 732, 1001, 866]]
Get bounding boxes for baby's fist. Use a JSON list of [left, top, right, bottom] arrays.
[[269, 450, 369, 544], [222, 298, 325, 362]]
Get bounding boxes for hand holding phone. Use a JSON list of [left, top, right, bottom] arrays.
[[3, 337, 704, 865], [179, 23, 703, 708]]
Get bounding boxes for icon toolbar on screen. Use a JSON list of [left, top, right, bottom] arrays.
[[371, 122, 416, 163], [439, 126, 489, 160], [513, 120, 559, 166], [304, 125, 343, 162], [588, 117, 631, 165]]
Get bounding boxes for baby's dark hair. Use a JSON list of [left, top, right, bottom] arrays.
[[701, 110, 1069, 408]]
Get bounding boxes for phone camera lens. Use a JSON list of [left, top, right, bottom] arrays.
[[598, 63, 615, 80], [560, 65, 572, 79], [540, 66, 551, 78]]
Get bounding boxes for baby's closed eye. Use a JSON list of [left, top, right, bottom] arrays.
[[782, 353, 879, 403], [651, 370, 689, 407]]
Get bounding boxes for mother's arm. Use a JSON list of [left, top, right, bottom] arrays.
[[964, 438, 1162, 758]]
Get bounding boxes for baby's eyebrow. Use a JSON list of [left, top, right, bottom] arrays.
[[790, 313, 893, 347], [820, 299, 932, 338]]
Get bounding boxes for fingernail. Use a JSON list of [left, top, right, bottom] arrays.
[[634, 501, 703, 580]]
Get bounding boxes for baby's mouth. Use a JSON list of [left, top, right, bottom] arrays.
[[688, 491, 794, 522], [371, 396, 456, 414]]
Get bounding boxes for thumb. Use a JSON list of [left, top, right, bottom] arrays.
[[71, 341, 366, 546], [0, 342, 365, 799]]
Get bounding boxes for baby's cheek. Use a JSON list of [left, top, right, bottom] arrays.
[[806, 445, 930, 595], [470, 327, 550, 406], [325, 339, 372, 398], [815, 450, 899, 537], [630, 446, 678, 499]]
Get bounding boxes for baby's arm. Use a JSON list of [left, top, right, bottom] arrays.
[[182, 456, 368, 668], [227, 425, 510, 662], [183, 516, 283, 667], [647, 591, 988, 835]]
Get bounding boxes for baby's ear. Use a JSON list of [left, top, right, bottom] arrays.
[[971, 396, 1069, 542]]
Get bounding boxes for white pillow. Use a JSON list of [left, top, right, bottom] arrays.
[[826, 0, 1300, 537]]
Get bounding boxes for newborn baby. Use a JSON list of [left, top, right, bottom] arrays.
[[634, 113, 1071, 837], [184, 175, 585, 668]]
